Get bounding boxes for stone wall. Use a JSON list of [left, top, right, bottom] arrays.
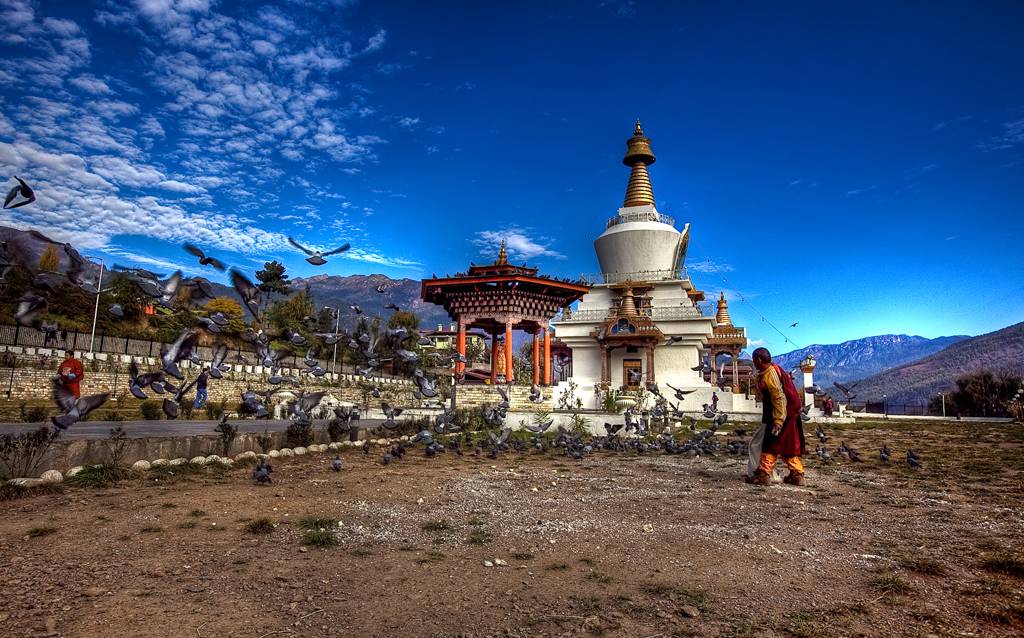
[[0, 345, 416, 419]]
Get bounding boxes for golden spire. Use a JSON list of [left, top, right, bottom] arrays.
[[715, 292, 732, 325], [496, 239, 508, 265], [622, 119, 656, 207]]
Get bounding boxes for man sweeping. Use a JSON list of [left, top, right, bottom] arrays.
[[746, 347, 807, 486]]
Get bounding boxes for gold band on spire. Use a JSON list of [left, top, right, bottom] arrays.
[[496, 239, 508, 265], [622, 120, 656, 207]]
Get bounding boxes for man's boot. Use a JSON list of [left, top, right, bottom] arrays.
[[745, 470, 771, 486], [783, 471, 805, 486]]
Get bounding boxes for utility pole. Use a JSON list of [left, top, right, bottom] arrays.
[[88, 259, 105, 354]]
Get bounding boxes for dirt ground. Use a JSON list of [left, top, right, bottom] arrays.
[[1, 420, 1023, 638]]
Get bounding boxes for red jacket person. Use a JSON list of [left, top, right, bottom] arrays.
[[57, 349, 84, 399], [746, 347, 806, 486]]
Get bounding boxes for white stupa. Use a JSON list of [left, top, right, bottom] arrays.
[[551, 121, 758, 413]]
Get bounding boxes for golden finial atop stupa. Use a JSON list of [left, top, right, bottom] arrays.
[[622, 119, 656, 207], [715, 292, 732, 326], [496, 238, 508, 265]]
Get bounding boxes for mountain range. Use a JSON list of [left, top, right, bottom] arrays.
[[289, 274, 451, 330], [841, 322, 1024, 405], [773, 334, 970, 388]]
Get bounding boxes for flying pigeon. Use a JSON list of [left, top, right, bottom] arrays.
[[287, 237, 350, 266], [3, 176, 35, 209], [51, 380, 109, 430], [183, 243, 226, 271]]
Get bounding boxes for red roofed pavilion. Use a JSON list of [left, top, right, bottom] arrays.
[[421, 241, 589, 385]]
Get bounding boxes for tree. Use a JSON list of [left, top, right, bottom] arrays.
[[929, 371, 1022, 418], [387, 310, 420, 333], [38, 245, 60, 272], [265, 288, 315, 340], [205, 296, 247, 335], [255, 260, 291, 309]]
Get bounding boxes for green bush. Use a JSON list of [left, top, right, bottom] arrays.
[[204, 401, 225, 420], [286, 421, 313, 448], [21, 405, 49, 423], [66, 463, 132, 488], [140, 400, 162, 420]]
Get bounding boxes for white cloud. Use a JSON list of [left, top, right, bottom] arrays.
[[396, 116, 419, 129], [979, 118, 1024, 152], [473, 227, 566, 260], [70, 74, 112, 94], [689, 258, 734, 274]]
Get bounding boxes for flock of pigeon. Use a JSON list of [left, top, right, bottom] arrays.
[[5, 175, 925, 476]]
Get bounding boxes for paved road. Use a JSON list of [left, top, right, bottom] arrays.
[[0, 418, 388, 440]]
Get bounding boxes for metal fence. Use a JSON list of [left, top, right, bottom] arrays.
[[0, 324, 353, 374], [845, 401, 933, 417]]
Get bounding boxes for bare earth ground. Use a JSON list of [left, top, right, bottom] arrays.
[[2, 420, 1023, 638]]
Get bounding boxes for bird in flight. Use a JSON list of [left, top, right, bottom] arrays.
[[789, 322, 799, 328], [183, 243, 226, 271], [287, 237, 350, 266], [3, 176, 35, 209]]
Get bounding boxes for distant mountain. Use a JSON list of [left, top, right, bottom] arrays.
[[773, 334, 970, 388], [844, 322, 1024, 405], [290, 274, 451, 330]]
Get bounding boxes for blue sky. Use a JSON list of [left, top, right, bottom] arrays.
[[1, 0, 1022, 355]]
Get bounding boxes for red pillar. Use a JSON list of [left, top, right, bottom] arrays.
[[490, 333, 499, 384], [532, 331, 540, 385], [543, 327, 552, 386], [456, 320, 466, 376], [504, 319, 513, 383]]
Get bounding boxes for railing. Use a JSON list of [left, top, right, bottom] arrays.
[[578, 267, 688, 286], [0, 323, 404, 377], [553, 305, 706, 323], [605, 210, 675, 228]]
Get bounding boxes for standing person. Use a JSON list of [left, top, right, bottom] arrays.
[[57, 350, 84, 399], [746, 347, 807, 486], [193, 367, 209, 409], [711, 391, 719, 411]]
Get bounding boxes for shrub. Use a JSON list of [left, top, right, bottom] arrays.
[[179, 402, 195, 420], [326, 418, 345, 442], [204, 401, 225, 420], [214, 418, 238, 457], [65, 463, 132, 488], [140, 400, 162, 420], [255, 430, 274, 453], [0, 426, 60, 480], [286, 421, 313, 448], [104, 425, 130, 466], [299, 516, 337, 530], [245, 517, 275, 534], [21, 405, 50, 423]]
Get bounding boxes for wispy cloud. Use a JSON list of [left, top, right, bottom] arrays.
[[978, 117, 1024, 151], [472, 227, 566, 260], [689, 258, 734, 274], [845, 185, 877, 197]]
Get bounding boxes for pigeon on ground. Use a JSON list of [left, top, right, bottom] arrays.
[[252, 459, 273, 484], [879, 446, 890, 462], [331, 456, 342, 472], [907, 449, 922, 468]]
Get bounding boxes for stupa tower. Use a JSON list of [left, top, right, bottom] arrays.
[[593, 120, 690, 281]]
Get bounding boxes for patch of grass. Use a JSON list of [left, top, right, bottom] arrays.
[[981, 554, 1024, 578], [0, 482, 63, 501], [177, 521, 196, 529], [140, 526, 163, 533], [970, 603, 1024, 625], [301, 530, 338, 547], [244, 517, 275, 534], [414, 550, 446, 564], [65, 464, 132, 488], [349, 547, 374, 557], [467, 516, 485, 526], [25, 526, 56, 538], [545, 562, 569, 571], [189, 509, 207, 517], [899, 556, 947, 576], [421, 519, 450, 532], [466, 528, 493, 545], [510, 552, 534, 561], [299, 515, 337, 531], [584, 571, 613, 584], [160, 502, 177, 508], [639, 582, 711, 611], [868, 571, 912, 595]]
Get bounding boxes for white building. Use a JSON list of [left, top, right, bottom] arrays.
[[551, 121, 758, 413]]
